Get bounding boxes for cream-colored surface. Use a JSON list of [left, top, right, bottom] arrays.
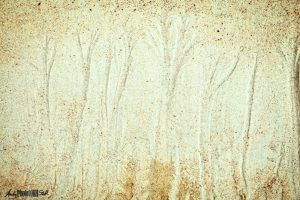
[[0, 1, 299, 199]]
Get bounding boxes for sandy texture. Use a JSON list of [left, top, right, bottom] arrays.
[[0, 0, 299, 199]]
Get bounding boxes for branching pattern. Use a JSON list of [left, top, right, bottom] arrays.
[[64, 31, 99, 199], [146, 11, 199, 199], [18, 13, 299, 200], [91, 17, 139, 199], [29, 34, 57, 197], [197, 50, 240, 199]]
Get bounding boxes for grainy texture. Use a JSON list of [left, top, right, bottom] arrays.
[[0, 0, 299, 199]]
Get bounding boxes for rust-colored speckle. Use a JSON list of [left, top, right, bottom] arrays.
[[117, 159, 136, 200], [148, 159, 174, 200], [253, 177, 290, 200]]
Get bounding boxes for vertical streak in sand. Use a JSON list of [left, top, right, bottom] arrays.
[[240, 55, 257, 197]]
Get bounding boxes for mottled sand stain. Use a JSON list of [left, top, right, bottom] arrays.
[[148, 160, 174, 200], [178, 176, 201, 200], [117, 159, 136, 200], [253, 177, 290, 200], [147, 162, 201, 200]]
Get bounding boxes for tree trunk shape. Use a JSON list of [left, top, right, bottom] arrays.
[[240, 55, 257, 197], [290, 47, 300, 197], [64, 32, 98, 199], [149, 19, 198, 195], [155, 78, 171, 161], [169, 139, 180, 199], [196, 52, 240, 199], [198, 97, 215, 199], [282, 44, 300, 198], [104, 31, 135, 199], [30, 35, 57, 197]]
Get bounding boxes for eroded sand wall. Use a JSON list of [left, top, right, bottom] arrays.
[[0, 1, 299, 199]]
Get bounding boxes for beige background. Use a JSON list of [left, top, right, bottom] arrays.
[[0, 1, 299, 199]]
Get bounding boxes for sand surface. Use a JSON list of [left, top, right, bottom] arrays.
[[0, 1, 299, 199]]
